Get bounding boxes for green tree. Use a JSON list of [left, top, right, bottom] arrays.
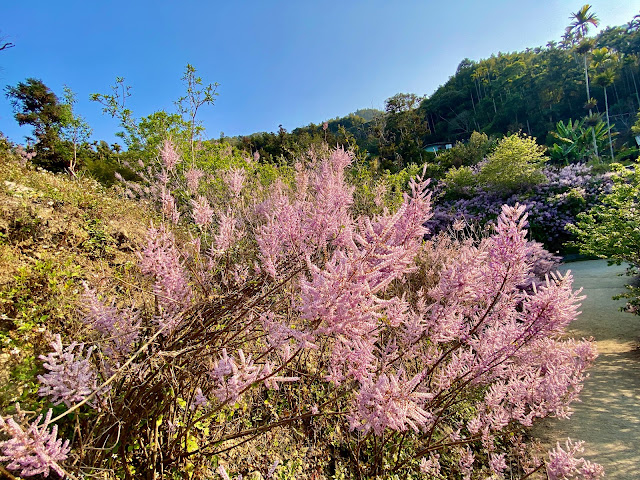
[[569, 163, 640, 264], [90, 77, 138, 147], [568, 163, 640, 313], [175, 64, 219, 166], [374, 93, 429, 170], [436, 131, 495, 170], [567, 4, 600, 40], [5, 78, 67, 171], [60, 86, 92, 175], [92, 67, 218, 170], [549, 118, 608, 163]]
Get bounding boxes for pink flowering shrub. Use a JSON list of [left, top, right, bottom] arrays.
[[0, 146, 602, 479], [82, 284, 140, 360]]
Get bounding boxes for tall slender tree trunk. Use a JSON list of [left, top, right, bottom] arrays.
[[584, 54, 591, 100], [604, 86, 614, 159], [630, 68, 640, 109], [584, 53, 599, 159]]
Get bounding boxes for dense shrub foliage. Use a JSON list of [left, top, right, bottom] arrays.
[[0, 145, 602, 479], [569, 163, 640, 314]]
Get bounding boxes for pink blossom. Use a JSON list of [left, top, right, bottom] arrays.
[[185, 168, 204, 193], [37, 334, 98, 408], [350, 370, 432, 435], [224, 168, 246, 197], [138, 225, 192, 332], [161, 188, 180, 224], [419, 453, 441, 476], [191, 195, 215, 228], [489, 452, 507, 475], [14, 145, 36, 166], [190, 388, 208, 410], [217, 465, 231, 480], [160, 139, 180, 171], [255, 148, 355, 277], [209, 349, 298, 404], [459, 448, 475, 479], [547, 439, 604, 480], [0, 408, 70, 478], [82, 285, 140, 357], [214, 209, 243, 254]]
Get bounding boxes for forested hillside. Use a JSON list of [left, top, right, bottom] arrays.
[[420, 22, 640, 145], [236, 14, 640, 170]]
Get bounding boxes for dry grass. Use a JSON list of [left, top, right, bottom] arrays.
[[0, 152, 157, 410]]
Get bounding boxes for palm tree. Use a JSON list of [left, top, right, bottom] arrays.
[[592, 47, 619, 159], [566, 5, 600, 159], [627, 13, 640, 33], [567, 4, 600, 39]]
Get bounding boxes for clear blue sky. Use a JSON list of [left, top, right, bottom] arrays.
[[0, 0, 637, 147]]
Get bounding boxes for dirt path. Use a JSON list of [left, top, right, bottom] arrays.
[[532, 260, 640, 479]]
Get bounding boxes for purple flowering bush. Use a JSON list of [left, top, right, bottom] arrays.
[[0, 145, 602, 479], [429, 163, 611, 252]]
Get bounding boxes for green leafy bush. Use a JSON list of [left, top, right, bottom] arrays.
[[477, 133, 547, 194], [442, 165, 476, 197], [568, 163, 640, 313], [569, 163, 640, 265], [435, 131, 495, 171]]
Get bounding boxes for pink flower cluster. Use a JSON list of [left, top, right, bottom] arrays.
[[0, 408, 70, 478], [249, 150, 598, 476], [82, 284, 140, 358], [37, 334, 98, 408], [160, 139, 181, 171], [350, 370, 432, 435], [191, 195, 215, 228], [213, 209, 244, 254], [547, 439, 604, 479], [209, 349, 298, 404], [224, 167, 246, 198], [13, 146, 603, 478], [185, 167, 205, 193], [138, 225, 193, 332], [256, 148, 355, 277]]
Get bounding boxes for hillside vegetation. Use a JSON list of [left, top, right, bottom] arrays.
[[0, 142, 604, 479], [0, 146, 155, 411]]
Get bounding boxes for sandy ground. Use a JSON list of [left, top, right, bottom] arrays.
[[532, 260, 640, 479]]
